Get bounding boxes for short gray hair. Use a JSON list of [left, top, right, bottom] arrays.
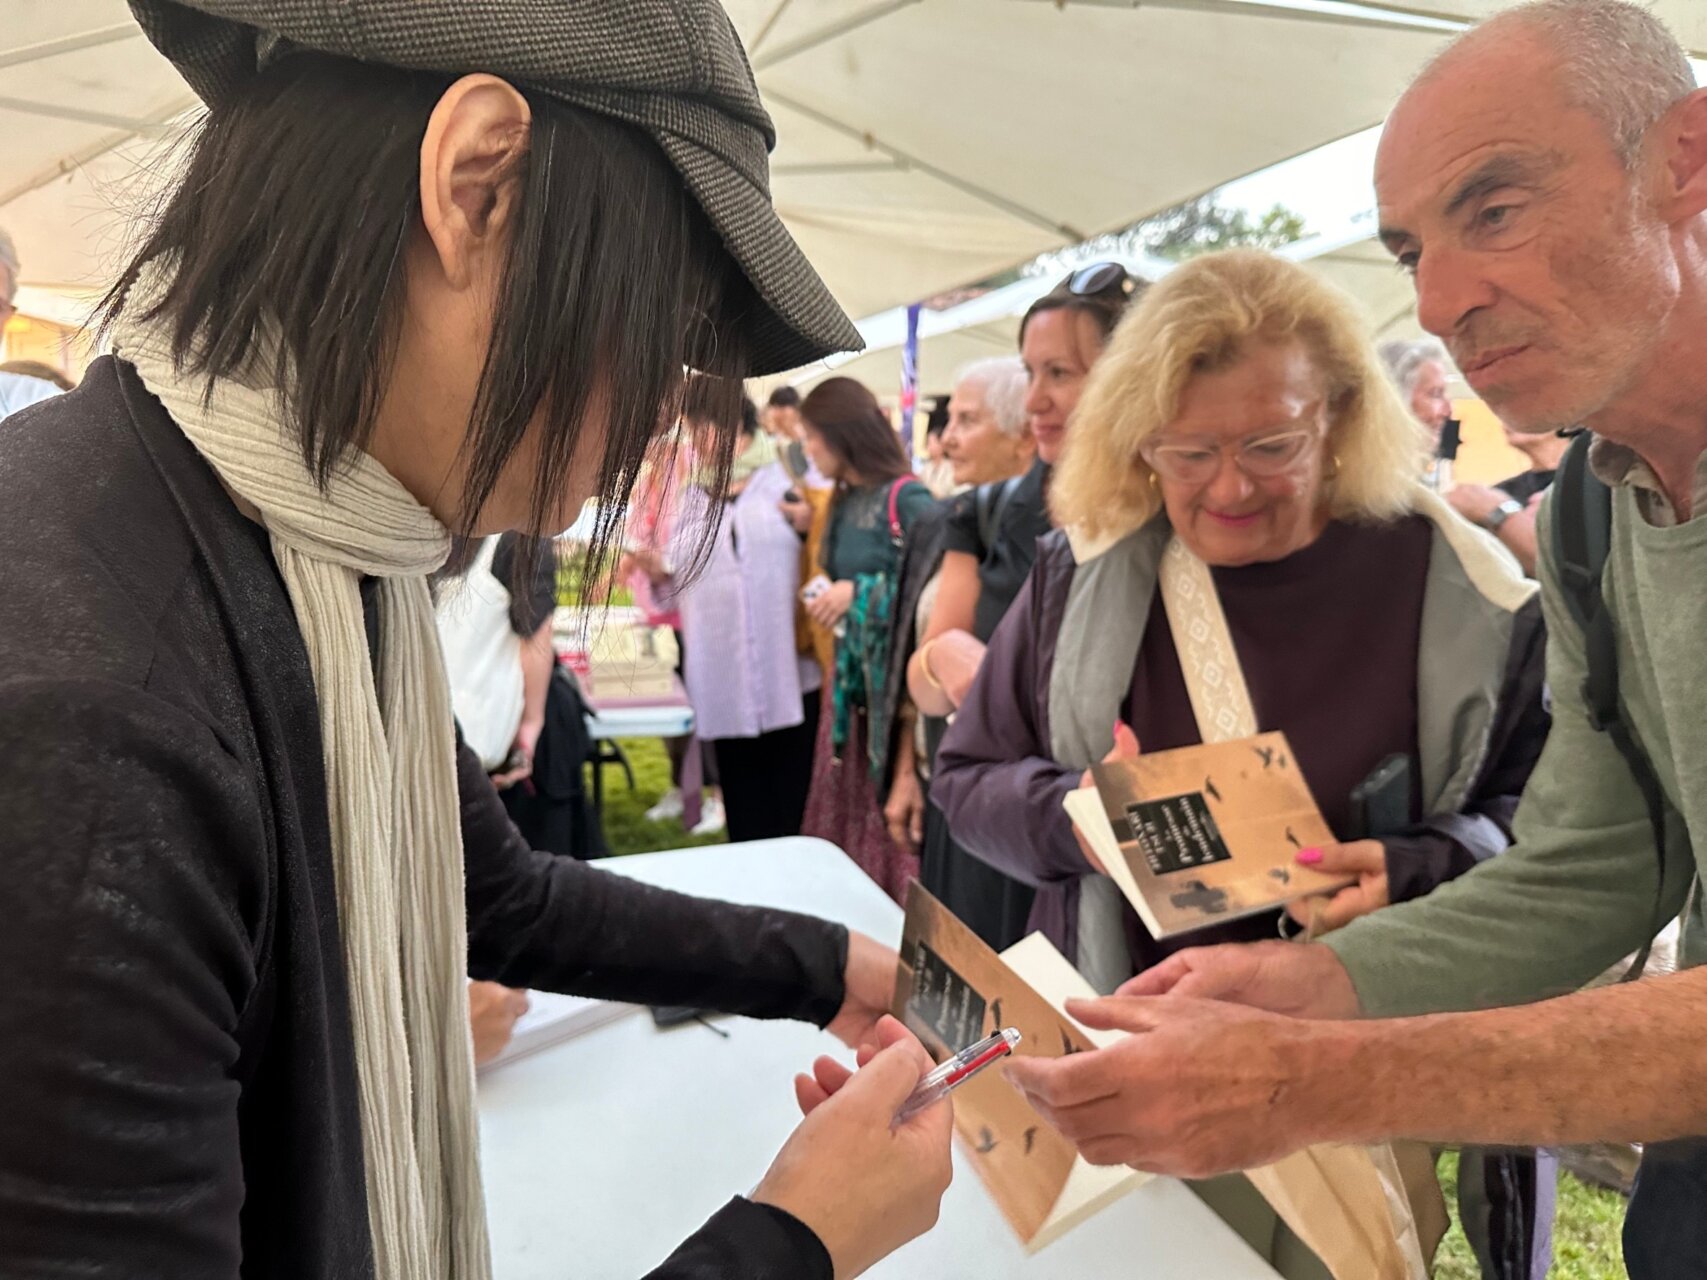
[[952, 356, 1029, 439], [0, 226, 18, 303], [1444, 0, 1696, 165], [1378, 338, 1450, 399]]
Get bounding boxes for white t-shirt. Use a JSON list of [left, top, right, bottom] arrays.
[[0, 371, 62, 420]]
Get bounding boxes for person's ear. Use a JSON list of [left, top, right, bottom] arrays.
[[418, 74, 532, 292], [1655, 87, 1707, 226]]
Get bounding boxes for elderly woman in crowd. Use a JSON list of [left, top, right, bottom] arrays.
[[1380, 336, 1455, 449], [879, 357, 1032, 917], [636, 384, 821, 843], [934, 250, 1554, 1280], [798, 378, 936, 900]]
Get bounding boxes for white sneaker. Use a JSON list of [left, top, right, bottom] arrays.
[[691, 795, 726, 837], [644, 788, 684, 823]]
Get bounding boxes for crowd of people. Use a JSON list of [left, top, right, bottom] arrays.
[[2, 1, 1706, 1279]]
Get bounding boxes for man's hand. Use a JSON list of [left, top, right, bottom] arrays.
[[884, 766, 926, 854], [1004, 995, 1353, 1178], [806, 579, 855, 628], [1285, 841, 1390, 934], [1447, 483, 1509, 527], [825, 931, 899, 1049], [1119, 939, 1363, 1020], [755, 1019, 953, 1279], [1073, 722, 1140, 875], [468, 981, 530, 1066]]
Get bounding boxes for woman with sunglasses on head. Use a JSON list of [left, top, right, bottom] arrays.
[[933, 250, 1556, 1280], [0, 6, 952, 1279], [898, 263, 1138, 949]]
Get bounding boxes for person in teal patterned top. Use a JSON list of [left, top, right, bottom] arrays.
[[798, 377, 934, 901]]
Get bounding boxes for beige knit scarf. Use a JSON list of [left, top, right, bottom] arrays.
[[112, 279, 492, 1280]]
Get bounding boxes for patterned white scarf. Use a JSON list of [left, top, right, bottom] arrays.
[[112, 275, 492, 1280]]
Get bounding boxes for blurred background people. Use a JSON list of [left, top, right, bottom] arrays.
[[764, 383, 803, 443], [1380, 335, 1455, 448], [1448, 418, 1572, 576], [799, 377, 935, 900], [918, 407, 957, 498], [935, 250, 1554, 1278], [617, 432, 722, 832], [638, 385, 820, 842], [0, 229, 65, 419], [437, 533, 603, 858]]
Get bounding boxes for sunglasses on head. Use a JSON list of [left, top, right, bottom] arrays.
[[1065, 261, 1134, 300]]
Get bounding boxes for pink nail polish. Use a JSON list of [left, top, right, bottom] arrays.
[[1297, 847, 1323, 865]]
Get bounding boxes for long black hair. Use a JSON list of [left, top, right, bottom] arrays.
[[101, 52, 749, 573]]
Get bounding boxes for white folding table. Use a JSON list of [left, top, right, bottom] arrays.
[[478, 837, 1282, 1279]]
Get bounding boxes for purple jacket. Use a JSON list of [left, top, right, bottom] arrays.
[[933, 527, 1549, 970]]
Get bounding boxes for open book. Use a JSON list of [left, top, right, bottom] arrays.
[[1063, 731, 1353, 940], [893, 884, 1147, 1252], [477, 991, 639, 1073]]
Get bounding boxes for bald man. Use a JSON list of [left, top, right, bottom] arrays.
[[1002, 4, 1707, 1276]]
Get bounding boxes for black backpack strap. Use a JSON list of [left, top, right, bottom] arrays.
[[1549, 431, 1668, 979]]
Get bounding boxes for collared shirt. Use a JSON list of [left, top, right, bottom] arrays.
[[0, 371, 62, 420], [1589, 436, 1707, 528]]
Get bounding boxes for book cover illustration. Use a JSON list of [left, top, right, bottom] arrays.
[[892, 883, 1146, 1251], [1065, 731, 1353, 939]]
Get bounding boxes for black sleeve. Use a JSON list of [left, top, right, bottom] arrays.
[[939, 488, 983, 557], [0, 681, 263, 1278], [644, 1200, 832, 1279], [491, 534, 559, 637], [458, 742, 850, 1021], [1384, 597, 1552, 903]]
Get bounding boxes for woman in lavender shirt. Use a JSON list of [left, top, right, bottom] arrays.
[[641, 386, 822, 842]]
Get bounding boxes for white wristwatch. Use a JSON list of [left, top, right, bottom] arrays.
[[1482, 497, 1524, 532]]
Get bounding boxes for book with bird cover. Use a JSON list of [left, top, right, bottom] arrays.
[[1062, 730, 1353, 940], [892, 884, 1148, 1252]]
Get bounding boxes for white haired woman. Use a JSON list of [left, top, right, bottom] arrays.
[[934, 250, 1555, 1280], [878, 356, 1035, 933], [1380, 336, 1455, 447]]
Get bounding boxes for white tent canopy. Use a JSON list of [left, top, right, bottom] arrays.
[[717, 0, 1458, 319], [5, 0, 1703, 341], [2, 2, 194, 310], [2, 0, 1464, 328]]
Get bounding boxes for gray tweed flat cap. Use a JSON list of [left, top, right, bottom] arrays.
[[127, 0, 862, 374]]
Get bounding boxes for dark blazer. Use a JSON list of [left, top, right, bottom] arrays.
[[0, 358, 840, 1279]]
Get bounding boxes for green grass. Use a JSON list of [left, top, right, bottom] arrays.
[[596, 737, 1634, 1280], [1433, 1151, 1629, 1279], [591, 735, 725, 858]]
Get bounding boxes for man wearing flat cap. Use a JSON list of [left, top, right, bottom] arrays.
[[0, 4, 952, 1279]]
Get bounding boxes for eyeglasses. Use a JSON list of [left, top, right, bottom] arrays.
[[1140, 427, 1320, 486], [1066, 261, 1133, 300]]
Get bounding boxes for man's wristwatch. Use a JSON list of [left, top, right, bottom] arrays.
[[1482, 497, 1524, 532]]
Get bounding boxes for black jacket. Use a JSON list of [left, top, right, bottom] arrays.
[[0, 359, 838, 1279]]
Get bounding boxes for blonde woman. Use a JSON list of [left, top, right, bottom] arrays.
[[934, 249, 1553, 1280]]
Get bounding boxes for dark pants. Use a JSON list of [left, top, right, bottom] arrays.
[[1623, 1137, 1707, 1279], [711, 694, 819, 844], [1458, 1147, 1556, 1280]]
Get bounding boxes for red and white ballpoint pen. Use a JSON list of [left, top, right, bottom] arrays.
[[894, 1027, 1022, 1123]]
